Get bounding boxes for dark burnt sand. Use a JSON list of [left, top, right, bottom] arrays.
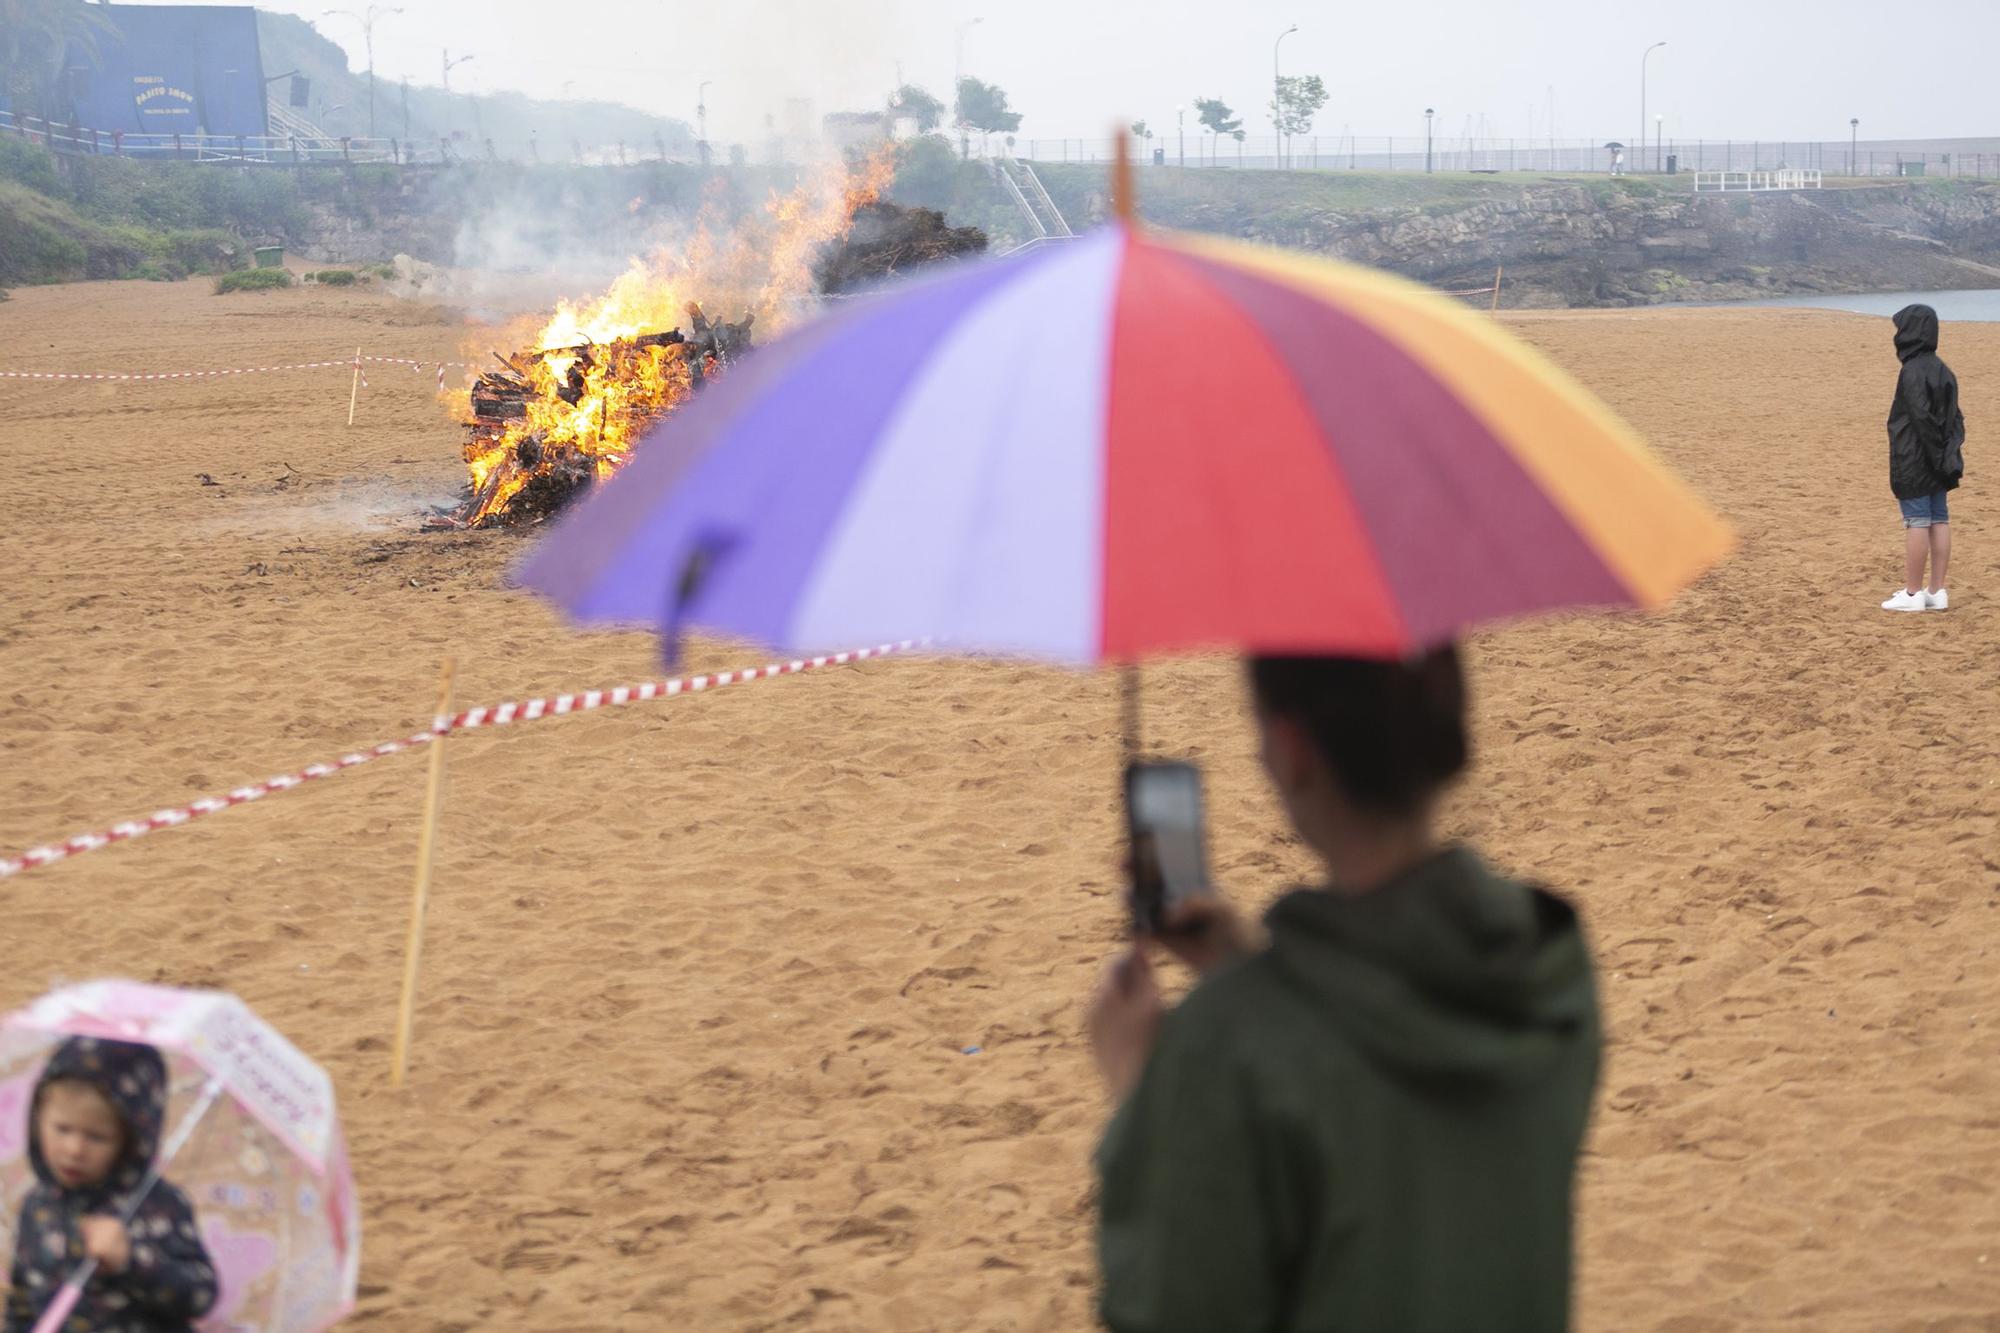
[[1, 279, 1997, 1329]]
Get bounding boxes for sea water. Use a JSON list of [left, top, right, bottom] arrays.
[[1744, 288, 2000, 322]]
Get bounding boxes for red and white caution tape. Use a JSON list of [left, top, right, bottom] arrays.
[[0, 355, 470, 384], [0, 641, 919, 880]]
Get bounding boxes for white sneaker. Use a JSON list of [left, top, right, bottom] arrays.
[[1882, 589, 1929, 612], [1927, 588, 1950, 610]]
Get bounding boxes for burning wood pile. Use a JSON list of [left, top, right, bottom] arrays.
[[450, 304, 752, 528], [432, 153, 986, 530], [814, 201, 989, 295]]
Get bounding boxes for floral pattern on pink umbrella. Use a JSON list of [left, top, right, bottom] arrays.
[[198, 1215, 281, 1332]]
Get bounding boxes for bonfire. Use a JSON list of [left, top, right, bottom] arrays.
[[439, 152, 984, 529]]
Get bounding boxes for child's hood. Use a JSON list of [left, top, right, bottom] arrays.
[[27, 1036, 169, 1197]]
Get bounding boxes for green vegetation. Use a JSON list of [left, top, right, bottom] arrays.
[[890, 84, 947, 134], [215, 267, 293, 294], [954, 77, 1021, 154], [881, 137, 1648, 251], [2, 0, 117, 121], [1589, 176, 1665, 204], [1270, 75, 1329, 139], [1040, 162, 1537, 229], [0, 136, 312, 283], [0, 175, 245, 284], [310, 268, 358, 285]]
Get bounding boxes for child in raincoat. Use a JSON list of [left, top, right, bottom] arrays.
[[4, 1038, 218, 1333]]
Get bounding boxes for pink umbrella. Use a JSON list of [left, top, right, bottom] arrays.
[[0, 980, 358, 1332]]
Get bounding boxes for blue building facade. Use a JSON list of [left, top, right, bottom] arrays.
[[66, 5, 268, 138]]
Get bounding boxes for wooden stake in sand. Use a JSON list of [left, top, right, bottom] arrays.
[[346, 346, 362, 427], [1491, 265, 1505, 313], [391, 657, 455, 1088]]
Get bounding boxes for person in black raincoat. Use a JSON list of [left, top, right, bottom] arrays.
[[4, 1038, 218, 1333], [1881, 303, 1966, 612]]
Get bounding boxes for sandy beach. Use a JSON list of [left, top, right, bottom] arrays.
[[2, 277, 1997, 1329]]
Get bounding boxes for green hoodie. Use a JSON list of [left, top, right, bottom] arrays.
[[1097, 846, 1600, 1332]]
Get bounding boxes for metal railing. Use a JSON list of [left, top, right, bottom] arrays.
[[990, 158, 1047, 240], [1015, 160, 1074, 237], [0, 109, 702, 168], [1018, 133, 2000, 179], [8, 107, 1995, 182], [0, 110, 404, 163], [1694, 169, 1823, 193]]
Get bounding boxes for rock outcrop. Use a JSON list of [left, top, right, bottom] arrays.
[[1175, 179, 2000, 307]]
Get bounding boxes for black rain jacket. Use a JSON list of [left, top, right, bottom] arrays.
[[1888, 304, 1965, 500]]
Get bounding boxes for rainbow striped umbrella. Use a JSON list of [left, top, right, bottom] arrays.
[[514, 223, 1729, 663]]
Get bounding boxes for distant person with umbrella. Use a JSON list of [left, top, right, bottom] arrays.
[[1881, 303, 1965, 611]]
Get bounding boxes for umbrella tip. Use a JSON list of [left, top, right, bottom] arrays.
[[1112, 127, 1136, 227]]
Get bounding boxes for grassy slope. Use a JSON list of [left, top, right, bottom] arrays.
[[0, 137, 306, 284]]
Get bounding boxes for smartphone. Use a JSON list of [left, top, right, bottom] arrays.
[[1125, 761, 1211, 935]]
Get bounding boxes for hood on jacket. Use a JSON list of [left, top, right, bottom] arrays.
[[1262, 846, 1596, 1090], [26, 1036, 169, 1198], [1894, 303, 1940, 363]]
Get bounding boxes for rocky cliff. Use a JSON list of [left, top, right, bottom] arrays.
[[1299, 181, 2000, 306], [1033, 169, 2000, 307]]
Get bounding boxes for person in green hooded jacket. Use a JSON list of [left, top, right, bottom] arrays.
[[1089, 648, 1601, 1332]]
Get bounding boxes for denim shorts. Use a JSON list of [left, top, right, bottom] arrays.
[[1899, 491, 1951, 528]]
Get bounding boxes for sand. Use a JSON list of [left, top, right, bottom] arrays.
[[1, 277, 1997, 1331]]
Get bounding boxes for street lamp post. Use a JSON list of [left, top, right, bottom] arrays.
[[698, 80, 711, 164], [954, 16, 984, 161], [1425, 107, 1434, 174], [441, 49, 473, 93], [1273, 24, 1298, 170], [1177, 104, 1185, 168], [1850, 117, 1859, 177], [1639, 40, 1665, 175], [322, 6, 402, 139]]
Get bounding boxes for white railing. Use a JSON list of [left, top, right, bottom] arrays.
[[1693, 169, 1823, 193]]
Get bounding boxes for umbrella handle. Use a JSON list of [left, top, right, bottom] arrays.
[[28, 1078, 224, 1333], [1120, 665, 1142, 763], [29, 1270, 89, 1333]]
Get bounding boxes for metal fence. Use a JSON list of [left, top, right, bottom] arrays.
[[9, 108, 1998, 181], [0, 110, 702, 168], [1015, 132, 2000, 180]]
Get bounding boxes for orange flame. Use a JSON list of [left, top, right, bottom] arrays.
[[459, 149, 895, 526]]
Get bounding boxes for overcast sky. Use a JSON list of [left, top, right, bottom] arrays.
[[131, 0, 1999, 146]]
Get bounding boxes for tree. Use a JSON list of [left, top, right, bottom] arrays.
[[1269, 73, 1329, 138], [892, 133, 962, 211], [889, 82, 946, 134], [954, 76, 1020, 156], [1233, 127, 1246, 167], [1130, 118, 1151, 142], [0, 0, 115, 119], [1193, 97, 1240, 138], [1192, 97, 1239, 168]]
